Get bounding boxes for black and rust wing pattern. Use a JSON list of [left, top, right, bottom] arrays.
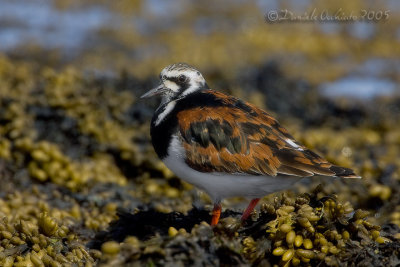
[[176, 90, 359, 178]]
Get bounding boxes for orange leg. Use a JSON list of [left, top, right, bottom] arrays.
[[241, 198, 260, 221], [211, 203, 222, 226]]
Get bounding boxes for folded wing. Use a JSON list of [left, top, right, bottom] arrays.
[[176, 90, 360, 179]]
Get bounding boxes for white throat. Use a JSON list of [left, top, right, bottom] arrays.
[[154, 100, 176, 126]]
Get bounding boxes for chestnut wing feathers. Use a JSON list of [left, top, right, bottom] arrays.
[[176, 90, 359, 178]]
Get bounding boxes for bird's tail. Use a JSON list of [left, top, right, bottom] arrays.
[[329, 165, 361, 179]]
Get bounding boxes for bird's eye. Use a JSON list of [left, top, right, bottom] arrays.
[[178, 75, 187, 82]]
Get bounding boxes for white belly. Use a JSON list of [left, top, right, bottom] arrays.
[[163, 136, 301, 203]]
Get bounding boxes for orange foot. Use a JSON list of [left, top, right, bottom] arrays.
[[211, 203, 221, 226]]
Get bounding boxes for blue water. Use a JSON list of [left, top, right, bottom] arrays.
[[0, 0, 113, 50], [320, 77, 398, 99]]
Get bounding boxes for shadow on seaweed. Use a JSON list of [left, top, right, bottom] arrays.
[[88, 207, 241, 249]]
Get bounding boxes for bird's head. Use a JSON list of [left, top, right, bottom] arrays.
[[141, 63, 208, 104]]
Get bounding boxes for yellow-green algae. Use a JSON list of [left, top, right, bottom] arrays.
[[89, 191, 395, 266], [0, 189, 95, 266], [0, 54, 398, 266], [242, 191, 390, 266]]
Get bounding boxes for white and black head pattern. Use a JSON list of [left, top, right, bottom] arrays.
[[141, 63, 208, 105], [160, 63, 209, 102]]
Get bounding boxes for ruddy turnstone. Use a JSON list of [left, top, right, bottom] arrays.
[[141, 63, 360, 226]]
